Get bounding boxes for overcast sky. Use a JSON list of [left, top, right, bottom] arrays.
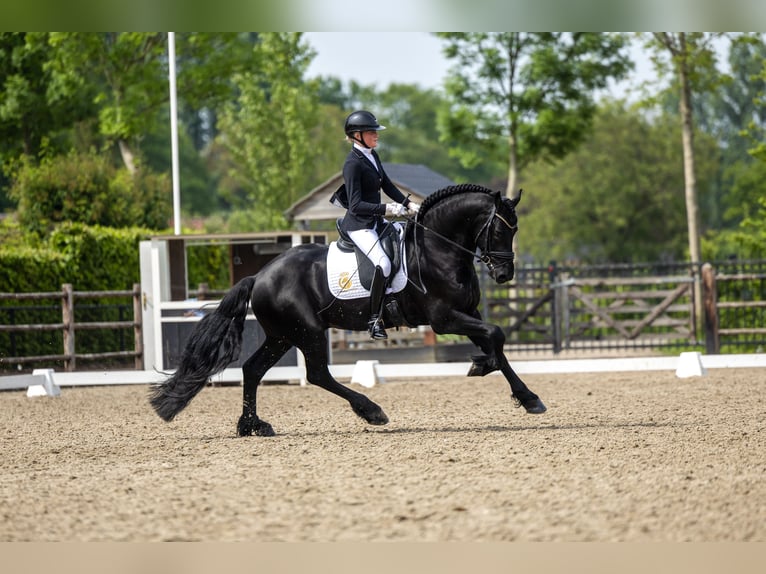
[[304, 32, 450, 89], [302, 32, 666, 101]]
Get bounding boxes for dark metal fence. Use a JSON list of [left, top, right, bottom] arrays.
[[481, 260, 766, 355]]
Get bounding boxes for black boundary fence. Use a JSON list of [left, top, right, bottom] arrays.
[[480, 259, 766, 355]]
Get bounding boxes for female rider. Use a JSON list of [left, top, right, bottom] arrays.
[[335, 110, 420, 340]]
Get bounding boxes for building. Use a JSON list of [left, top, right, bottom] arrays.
[[284, 163, 456, 229]]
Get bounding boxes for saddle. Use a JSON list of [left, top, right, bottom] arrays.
[[335, 218, 402, 291]]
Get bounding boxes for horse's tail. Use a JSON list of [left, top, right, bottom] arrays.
[[149, 275, 257, 422]]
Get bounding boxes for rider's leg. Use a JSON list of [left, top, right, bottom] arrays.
[[368, 265, 388, 339], [348, 228, 392, 340]]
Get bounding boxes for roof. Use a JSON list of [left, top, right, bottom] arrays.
[[284, 163, 455, 223]]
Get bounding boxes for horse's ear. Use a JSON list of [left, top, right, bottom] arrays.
[[510, 189, 522, 208]]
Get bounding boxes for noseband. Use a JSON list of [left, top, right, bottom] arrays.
[[474, 205, 517, 272]]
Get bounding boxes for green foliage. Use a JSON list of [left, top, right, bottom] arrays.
[[1, 223, 152, 291], [519, 102, 719, 263], [217, 33, 319, 229], [435, 32, 633, 194], [0, 33, 94, 163], [0, 245, 68, 293], [48, 223, 150, 290], [7, 150, 171, 234], [186, 243, 230, 291], [703, 196, 766, 260]]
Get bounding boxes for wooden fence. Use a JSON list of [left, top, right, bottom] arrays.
[[0, 284, 142, 371], [483, 260, 766, 355], [702, 262, 766, 354]]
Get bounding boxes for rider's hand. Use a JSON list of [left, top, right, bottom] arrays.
[[407, 202, 421, 214], [385, 202, 407, 217]]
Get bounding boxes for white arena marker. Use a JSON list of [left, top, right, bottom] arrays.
[[351, 360, 384, 388], [675, 352, 707, 378], [26, 369, 61, 397]]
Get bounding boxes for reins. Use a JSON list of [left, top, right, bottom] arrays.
[[403, 201, 517, 292]]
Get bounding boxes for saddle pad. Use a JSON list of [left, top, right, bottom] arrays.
[[326, 242, 408, 300]]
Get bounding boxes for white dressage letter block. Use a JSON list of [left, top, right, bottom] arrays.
[[351, 360, 384, 388], [675, 352, 707, 378], [26, 369, 61, 397]]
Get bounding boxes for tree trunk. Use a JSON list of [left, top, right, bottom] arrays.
[[677, 34, 704, 337], [118, 139, 137, 175], [506, 131, 521, 256], [506, 132, 519, 200]]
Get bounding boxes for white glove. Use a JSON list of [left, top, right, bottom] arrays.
[[385, 202, 407, 217], [407, 202, 421, 214]]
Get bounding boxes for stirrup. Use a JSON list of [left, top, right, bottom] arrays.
[[368, 316, 388, 340]]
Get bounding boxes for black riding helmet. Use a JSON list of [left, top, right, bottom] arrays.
[[344, 110, 386, 148]]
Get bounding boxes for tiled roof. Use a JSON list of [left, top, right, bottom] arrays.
[[383, 163, 455, 197]]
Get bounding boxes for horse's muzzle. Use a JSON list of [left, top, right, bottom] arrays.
[[491, 265, 514, 284]]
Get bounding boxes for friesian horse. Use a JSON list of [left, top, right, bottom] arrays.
[[150, 183, 546, 436]]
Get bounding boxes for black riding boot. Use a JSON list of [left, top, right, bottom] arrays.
[[368, 265, 388, 340]]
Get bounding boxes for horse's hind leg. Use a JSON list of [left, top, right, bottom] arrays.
[[237, 337, 291, 437], [299, 334, 389, 426]]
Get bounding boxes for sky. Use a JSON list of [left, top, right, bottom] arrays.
[[304, 32, 450, 90], [303, 32, 660, 100]]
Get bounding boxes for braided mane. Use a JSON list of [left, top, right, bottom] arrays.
[[418, 183, 495, 220]]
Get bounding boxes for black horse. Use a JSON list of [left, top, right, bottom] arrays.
[[150, 183, 546, 436]]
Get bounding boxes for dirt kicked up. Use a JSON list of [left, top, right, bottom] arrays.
[[1, 368, 764, 541]]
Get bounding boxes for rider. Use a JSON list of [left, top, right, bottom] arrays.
[[337, 110, 420, 340]]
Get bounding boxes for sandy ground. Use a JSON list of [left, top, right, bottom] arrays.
[[1, 368, 764, 542]]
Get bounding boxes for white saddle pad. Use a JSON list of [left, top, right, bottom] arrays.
[[326, 227, 408, 300]]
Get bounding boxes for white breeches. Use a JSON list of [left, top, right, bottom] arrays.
[[348, 227, 392, 277]]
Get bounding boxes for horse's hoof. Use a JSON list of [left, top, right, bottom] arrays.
[[367, 410, 389, 425], [352, 401, 389, 426], [237, 417, 276, 437], [523, 398, 547, 414], [254, 422, 276, 436]]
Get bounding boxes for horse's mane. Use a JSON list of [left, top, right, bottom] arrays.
[[418, 183, 494, 220]]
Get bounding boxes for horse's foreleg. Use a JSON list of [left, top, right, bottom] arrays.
[[237, 337, 291, 437], [432, 309, 546, 414]]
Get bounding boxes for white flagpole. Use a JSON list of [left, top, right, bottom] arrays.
[[168, 32, 181, 235]]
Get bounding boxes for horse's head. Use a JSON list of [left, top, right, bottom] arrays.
[[476, 190, 520, 284]]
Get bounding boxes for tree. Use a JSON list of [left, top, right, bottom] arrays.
[[0, 33, 94, 210], [703, 42, 766, 260], [434, 33, 632, 200], [7, 150, 170, 235], [519, 102, 719, 263], [44, 33, 256, 174], [644, 32, 729, 327], [216, 33, 319, 230]]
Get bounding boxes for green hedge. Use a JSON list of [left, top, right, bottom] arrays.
[[0, 223, 151, 292], [1, 223, 237, 370], [1, 224, 153, 370]]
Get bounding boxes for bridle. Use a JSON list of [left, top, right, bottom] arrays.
[[405, 201, 517, 291], [473, 204, 517, 273]]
